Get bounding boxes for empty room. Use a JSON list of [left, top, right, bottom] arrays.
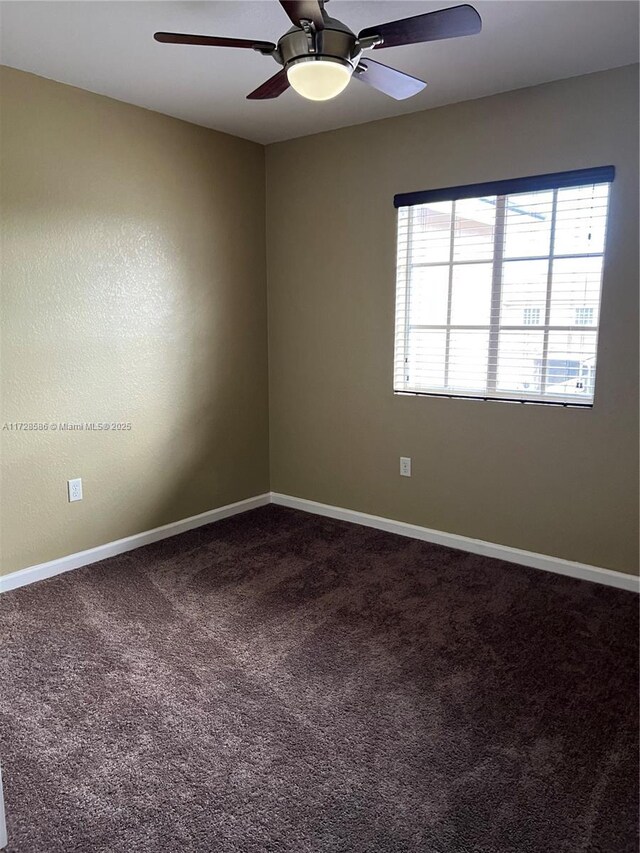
[[0, 1, 638, 851]]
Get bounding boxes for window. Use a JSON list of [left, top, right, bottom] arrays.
[[393, 166, 613, 406], [523, 308, 541, 326], [575, 307, 594, 326]]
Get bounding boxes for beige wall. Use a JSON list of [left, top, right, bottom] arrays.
[[2, 64, 637, 579], [266, 65, 639, 575], [0, 67, 269, 576]]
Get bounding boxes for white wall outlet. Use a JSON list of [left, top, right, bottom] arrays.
[[67, 478, 83, 502], [400, 457, 412, 477]]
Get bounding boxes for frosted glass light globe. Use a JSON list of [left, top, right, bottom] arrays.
[[287, 58, 352, 101]]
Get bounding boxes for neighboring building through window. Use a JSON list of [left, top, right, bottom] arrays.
[[523, 307, 542, 326], [393, 167, 613, 406], [575, 306, 595, 326]]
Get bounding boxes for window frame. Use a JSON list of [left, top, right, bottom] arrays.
[[393, 166, 614, 408]]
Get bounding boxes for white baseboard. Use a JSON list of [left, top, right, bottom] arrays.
[[2, 490, 637, 594], [271, 492, 640, 593], [0, 763, 6, 850], [0, 493, 271, 594]]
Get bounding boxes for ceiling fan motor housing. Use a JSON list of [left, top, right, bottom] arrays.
[[277, 16, 362, 73]]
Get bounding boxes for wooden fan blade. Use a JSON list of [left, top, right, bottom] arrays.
[[279, 0, 324, 30], [247, 69, 290, 100], [354, 59, 426, 100], [358, 4, 481, 49], [154, 32, 276, 52]]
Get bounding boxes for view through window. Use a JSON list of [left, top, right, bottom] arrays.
[[394, 169, 613, 405]]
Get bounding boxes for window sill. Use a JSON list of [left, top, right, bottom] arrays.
[[393, 390, 593, 408]]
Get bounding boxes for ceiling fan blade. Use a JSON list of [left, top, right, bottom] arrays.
[[154, 32, 276, 52], [279, 0, 324, 30], [247, 69, 290, 100], [354, 59, 426, 100], [358, 4, 481, 49]]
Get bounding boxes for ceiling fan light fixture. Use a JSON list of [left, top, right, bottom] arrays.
[[286, 57, 353, 101], [155, 2, 481, 103]]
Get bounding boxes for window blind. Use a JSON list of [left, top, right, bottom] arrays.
[[393, 166, 614, 406]]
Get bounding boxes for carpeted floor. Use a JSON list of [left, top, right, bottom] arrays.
[[0, 505, 638, 853]]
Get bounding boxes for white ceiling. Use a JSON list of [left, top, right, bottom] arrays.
[[1, 1, 638, 144]]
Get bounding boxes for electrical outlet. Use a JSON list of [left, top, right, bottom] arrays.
[[400, 457, 412, 477], [67, 478, 83, 502]]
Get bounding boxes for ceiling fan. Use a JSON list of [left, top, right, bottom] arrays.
[[154, 1, 482, 103]]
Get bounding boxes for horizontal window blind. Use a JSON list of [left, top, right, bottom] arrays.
[[393, 167, 614, 406]]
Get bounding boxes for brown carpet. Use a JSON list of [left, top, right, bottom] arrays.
[[0, 505, 638, 853]]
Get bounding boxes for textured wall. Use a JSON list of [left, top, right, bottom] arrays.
[[0, 67, 269, 576], [2, 65, 638, 580], [266, 66, 639, 575]]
